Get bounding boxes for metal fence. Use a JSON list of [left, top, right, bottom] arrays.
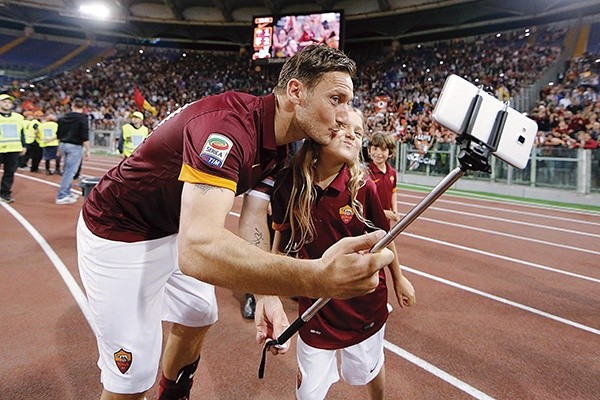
[[89, 128, 119, 154], [91, 127, 599, 195], [395, 142, 599, 194]]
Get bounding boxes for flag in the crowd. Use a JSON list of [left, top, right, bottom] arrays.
[[374, 95, 389, 114], [133, 84, 158, 116]]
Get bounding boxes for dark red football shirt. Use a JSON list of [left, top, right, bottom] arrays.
[[272, 165, 390, 350], [83, 93, 286, 242], [367, 160, 397, 211]]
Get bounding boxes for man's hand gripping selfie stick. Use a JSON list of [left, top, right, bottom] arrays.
[[258, 87, 508, 379]]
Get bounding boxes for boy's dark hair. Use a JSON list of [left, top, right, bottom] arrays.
[[369, 131, 396, 156], [73, 97, 85, 109], [274, 44, 356, 94]]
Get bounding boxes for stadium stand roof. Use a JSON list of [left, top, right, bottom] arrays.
[[1, 0, 599, 51]]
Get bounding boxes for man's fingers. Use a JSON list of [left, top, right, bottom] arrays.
[[339, 230, 387, 253]]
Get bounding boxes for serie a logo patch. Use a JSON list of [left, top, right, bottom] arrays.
[[199, 133, 233, 168], [114, 348, 132, 374], [339, 205, 354, 224]]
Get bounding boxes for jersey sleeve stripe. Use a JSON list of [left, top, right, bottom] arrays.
[[179, 164, 237, 193], [246, 189, 271, 202], [272, 221, 290, 231]]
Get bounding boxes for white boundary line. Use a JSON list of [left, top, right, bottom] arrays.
[[398, 201, 600, 238], [401, 193, 600, 227], [416, 216, 600, 256], [383, 340, 495, 400], [1, 202, 97, 336], [404, 232, 600, 284], [402, 265, 600, 336]]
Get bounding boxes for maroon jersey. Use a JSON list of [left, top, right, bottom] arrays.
[[272, 165, 390, 350], [83, 93, 287, 242], [367, 160, 397, 211]]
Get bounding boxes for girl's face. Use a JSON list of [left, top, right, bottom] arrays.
[[320, 110, 363, 164]]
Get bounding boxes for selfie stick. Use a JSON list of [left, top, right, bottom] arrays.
[[258, 91, 502, 379]]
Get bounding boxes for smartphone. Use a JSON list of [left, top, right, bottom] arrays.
[[432, 74, 538, 169]]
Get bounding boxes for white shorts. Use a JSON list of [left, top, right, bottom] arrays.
[[295, 325, 386, 400], [77, 215, 218, 394]]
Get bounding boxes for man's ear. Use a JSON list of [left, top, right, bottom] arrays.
[[287, 78, 304, 106]]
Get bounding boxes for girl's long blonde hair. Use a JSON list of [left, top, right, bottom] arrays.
[[282, 108, 374, 254]]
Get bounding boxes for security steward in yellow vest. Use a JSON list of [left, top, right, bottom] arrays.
[[0, 94, 25, 203], [39, 114, 60, 175], [19, 110, 42, 172], [118, 111, 149, 158]]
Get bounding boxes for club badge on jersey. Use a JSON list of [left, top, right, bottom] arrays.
[[114, 348, 133, 374], [339, 205, 354, 224], [199, 133, 233, 168]]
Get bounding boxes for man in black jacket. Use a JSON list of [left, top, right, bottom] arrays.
[[56, 97, 90, 205]]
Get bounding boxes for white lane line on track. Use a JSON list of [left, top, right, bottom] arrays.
[[383, 340, 495, 400], [400, 194, 600, 227], [398, 201, 600, 238], [417, 216, 600, 256], [15, 172, 84, 195], [0, 202, 97, 337], [404, 232, 600, 284], [402, 265, 600, 336]]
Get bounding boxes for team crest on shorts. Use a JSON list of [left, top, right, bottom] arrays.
[[114, 348, 133, 374], [339, 205, 354, 224], [199, 133, 233, 168]]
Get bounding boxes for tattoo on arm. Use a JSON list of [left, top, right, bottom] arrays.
[[193, 183, 224, 195], [251, 228, 266, 247]]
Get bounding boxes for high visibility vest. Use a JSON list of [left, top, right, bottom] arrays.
[[24, 119, 41, 144], [121, 123, 149, 157], [38, 121, 59, 148], [0, 112, 25, 153]]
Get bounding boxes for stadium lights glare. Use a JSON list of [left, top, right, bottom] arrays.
[[79, 3, 110, 20]]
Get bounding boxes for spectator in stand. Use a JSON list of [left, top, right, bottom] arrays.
[[589, 121, 600, 140], [578, 131, 598, 149]]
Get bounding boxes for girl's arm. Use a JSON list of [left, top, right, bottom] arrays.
[[386, 241, 416, 308]]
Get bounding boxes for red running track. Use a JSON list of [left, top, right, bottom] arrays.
[[1, 154, 599, 399]]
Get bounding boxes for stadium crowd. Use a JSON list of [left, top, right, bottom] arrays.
[[2, 24, 599, 153]]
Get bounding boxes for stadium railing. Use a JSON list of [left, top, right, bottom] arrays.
[[394, 141, 599, 195]]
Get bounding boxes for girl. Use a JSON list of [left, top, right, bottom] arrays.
[[270, 108, 415, 400]]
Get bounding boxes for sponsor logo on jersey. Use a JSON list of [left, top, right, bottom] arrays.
[[339, 205, 354, 224], [199, 133, 233, 168], [114, 348, 133, 374]]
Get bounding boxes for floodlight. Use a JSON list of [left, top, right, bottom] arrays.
[[80, 3, 110, 20]]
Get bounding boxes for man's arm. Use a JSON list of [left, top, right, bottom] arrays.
[[178, 182, 394, 299]]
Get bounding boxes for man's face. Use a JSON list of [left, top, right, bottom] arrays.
[[0, 99, 13, 112], [294, 71, 353, 146]]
